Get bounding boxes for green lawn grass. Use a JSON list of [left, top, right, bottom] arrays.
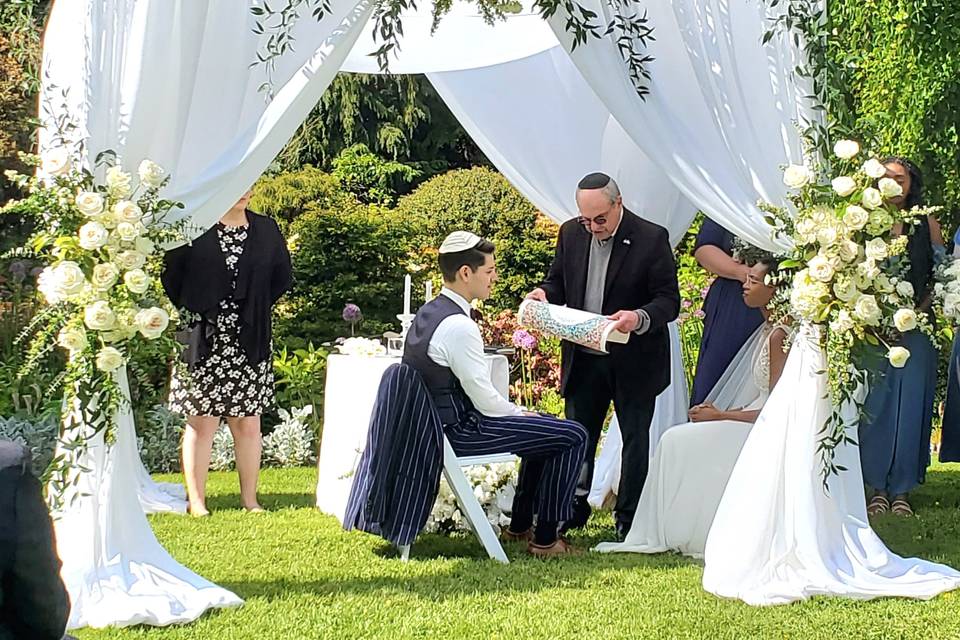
[[76, 463, 960, 640]]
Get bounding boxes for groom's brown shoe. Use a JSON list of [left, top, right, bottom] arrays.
[[527, 537, 581, 558], [501, 527, 533, 543]]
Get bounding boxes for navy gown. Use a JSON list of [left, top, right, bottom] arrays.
[[860, 219, 940, 496], [689, 219, 764, 406]]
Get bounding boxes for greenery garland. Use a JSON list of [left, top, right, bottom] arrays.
[[249, 0, 655, 101]]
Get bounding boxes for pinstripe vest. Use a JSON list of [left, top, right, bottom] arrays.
[[402, 295, 475, 426]]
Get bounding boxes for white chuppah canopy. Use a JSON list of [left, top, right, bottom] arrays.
[[39, 0, 960, 629]]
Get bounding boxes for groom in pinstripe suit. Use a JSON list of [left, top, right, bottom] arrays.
[[402, 231, 587, 557]]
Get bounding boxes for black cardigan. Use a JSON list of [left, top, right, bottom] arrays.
[[161, 210, 292, 368]]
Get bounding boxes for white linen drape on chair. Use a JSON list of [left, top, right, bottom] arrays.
[[40, 0, 373, 628]]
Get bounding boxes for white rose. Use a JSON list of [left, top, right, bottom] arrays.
[[90, 262, 120, 291], [123, 268, 151, 295], [833, 139, 860, 160], [78, 221, 109, 251], [862, 158, 887, 179], [878, 177, 903, 199], [134, 236, 156, 256], [893, 308, 918, 332], [944, 293, 960, 318], [862, 187, 883, 209], [783, 165, 811, 189], [795, 218, 817, 244], [37, 267, 63, 304], [106, 166, 133, 198], [83, 300, 116, 331], [116, 250, 147, 271], [95, 346, 125, 372], [853, 294, 882, 326], [137, 159, 165, 188], [113, 200, 143, 224], [843, 205, 869, 230], [838, 239, 860, 263], [857, 259, 881, 281], [75, 191, 105, 217], [864, 237, 889, 261], [57, 326, 87, 353], [887, 346, 910, 368], [896, 280, 915, 299], [874, 274, 895, 294], [816, 225, 839, 246], [833, 278, 859, 303], [115, 221, 140, 242], [52, 260, 86, 299], [135, 307, 170, 340], [832, 176, 857, 197], [830, 309, 856, 334], [808, 254, 836, 283], [42, 148, 72, 177]]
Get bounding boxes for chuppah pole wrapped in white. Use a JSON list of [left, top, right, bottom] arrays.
[[5, 151, 241, 629]]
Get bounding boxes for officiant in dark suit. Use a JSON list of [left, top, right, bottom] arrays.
[[524, 172, 679, 539]]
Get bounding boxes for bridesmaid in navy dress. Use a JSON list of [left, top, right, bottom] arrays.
[[689, 218, 765, 406]]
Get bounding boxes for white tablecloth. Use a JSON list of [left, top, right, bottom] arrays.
[[315, 353, 510, 520]]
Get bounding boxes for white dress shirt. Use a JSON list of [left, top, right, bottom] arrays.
[[427, 288, 524, 417]]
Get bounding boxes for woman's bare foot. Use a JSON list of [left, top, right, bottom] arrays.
[[243, 503, 265, 513], [188, 503, 210, 517]]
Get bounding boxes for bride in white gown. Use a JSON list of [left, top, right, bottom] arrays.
[[596, 259, 786, 558]]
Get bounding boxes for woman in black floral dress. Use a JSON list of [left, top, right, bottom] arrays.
[[162, 190, 292, 516]]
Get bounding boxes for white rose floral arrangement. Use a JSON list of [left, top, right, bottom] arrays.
[[424, 461, 518, 535], [336, 336, 387, 357], [765, 140, 942, 484], [5, 148, 187, 502]]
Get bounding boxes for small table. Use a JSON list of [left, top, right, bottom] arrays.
[[315, 353, 510, 521]]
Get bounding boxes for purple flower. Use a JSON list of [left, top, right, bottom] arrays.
[[700, 286, 710, 298], [694, 309, 706, 319], [682, 299, 693, 309], [512, 329, 537, 351], [342, 303, 362, 323]]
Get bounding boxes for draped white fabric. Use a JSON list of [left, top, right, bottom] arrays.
[[54, 368, 242, 630], [703, 324, 960, 604], [40, 0, 374, 237], [427, 45, 695, 245], [545, 0, 810, 251], [341, 2, 558, 74], [39, 0, 372, 628]]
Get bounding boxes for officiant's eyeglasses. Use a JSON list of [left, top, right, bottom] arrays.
[[578, 214, 608, 228]]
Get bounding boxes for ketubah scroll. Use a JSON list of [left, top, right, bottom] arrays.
[[518, 300, 629, 353]]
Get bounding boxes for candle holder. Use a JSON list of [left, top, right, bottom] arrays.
[[397, 313, 415, 341]]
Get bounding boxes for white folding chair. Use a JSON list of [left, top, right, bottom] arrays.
[[398, 437, 517, 563]]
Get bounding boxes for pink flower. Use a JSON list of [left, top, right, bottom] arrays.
[[682, 299, 693, 309], [512, 329, 537, 351]]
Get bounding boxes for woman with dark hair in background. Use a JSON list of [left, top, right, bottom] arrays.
[[860, 157, 944, 517], [162, 189, 292, 517], [689, 218, 765, 406]]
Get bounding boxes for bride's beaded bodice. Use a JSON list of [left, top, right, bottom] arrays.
[[751, 323, 789, 393]]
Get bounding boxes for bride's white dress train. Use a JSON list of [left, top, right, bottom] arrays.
[[703, 324, 960, 605]]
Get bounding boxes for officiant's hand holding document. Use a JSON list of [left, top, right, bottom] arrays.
[[518, 300, 629, 354]]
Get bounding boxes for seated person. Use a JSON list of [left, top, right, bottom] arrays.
[[404, 231, 587, 557], [595, 257, 788, 558], [0, 440, 71, 640]]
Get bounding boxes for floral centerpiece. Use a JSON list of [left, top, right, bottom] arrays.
[[4, 148, 187, 502], [425, 461, 518, 535], [763, 140, 941, 484]]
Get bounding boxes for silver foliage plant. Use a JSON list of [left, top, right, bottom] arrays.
[[263, 405, 316, 467]]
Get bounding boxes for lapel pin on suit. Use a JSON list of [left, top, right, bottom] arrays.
[[623, 238, 631, 245]]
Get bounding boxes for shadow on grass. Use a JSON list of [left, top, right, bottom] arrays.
[[205, 492, 316, 511]]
